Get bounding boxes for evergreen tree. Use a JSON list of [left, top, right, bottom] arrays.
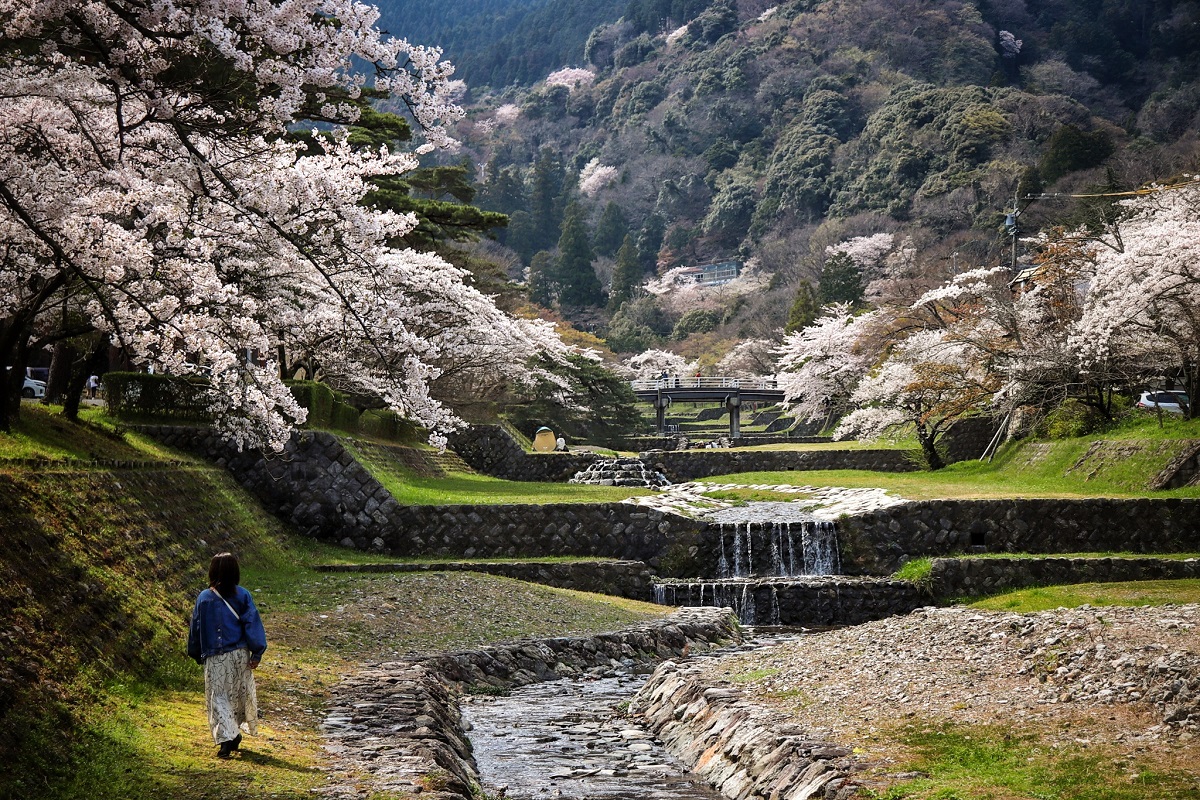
[[363, 164, 506, 251], [555, 203, 602, 307], [507, 210, 537, 263], [818, 252, 864, 306], [637, 212, 667, 271], [593, 201, 629, 258], [478, 157, 527, 216], [785, 281, 820, 333], [529, 147, 567, 253], [528, 250, 556, 307], [608, 234, 642, 311]]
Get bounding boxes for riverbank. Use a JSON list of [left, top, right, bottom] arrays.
[[643, 603, 1200, 798]]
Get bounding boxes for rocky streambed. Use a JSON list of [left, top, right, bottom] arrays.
[[318, 604, 1200, 799], [645, 603, 1200, 797]]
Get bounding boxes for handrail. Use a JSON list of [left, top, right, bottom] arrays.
[[630, 376, 779, 391]]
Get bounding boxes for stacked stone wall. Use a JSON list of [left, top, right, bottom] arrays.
[[136, 426, 706, 572], [632, 664, 862, 800], [653, 577, 929, 626], [840, 498, 1200, 574], [929, 556, 1200, 599], [447, 425, 597, 482]]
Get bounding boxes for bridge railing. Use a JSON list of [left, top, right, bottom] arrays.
[[630, 376, 779, 391]]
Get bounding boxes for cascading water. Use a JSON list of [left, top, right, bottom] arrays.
[[655, 512, 843, 625], [715, 519, 839, 578]]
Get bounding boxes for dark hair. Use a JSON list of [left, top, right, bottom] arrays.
[[209, 552, 240, 598]]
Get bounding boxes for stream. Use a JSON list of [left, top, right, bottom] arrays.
[[461, 630, 808, 800]]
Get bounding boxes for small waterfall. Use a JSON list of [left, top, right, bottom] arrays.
[[769, 523, 783, 576], [732, 524, 745, 577], [768, 586, 781, 627], [802, 520, 841, 575], [739, 583, 756, 625], [712, 518, 840, 579], [717, 530, 729, 579], [745, 524, 753, 577]]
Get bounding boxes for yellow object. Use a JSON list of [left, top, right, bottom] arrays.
[[532, 428, 557, 452]]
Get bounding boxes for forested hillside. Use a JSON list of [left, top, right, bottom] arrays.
[[424, 0, 1200, 362], [374, 0, 619, 88]]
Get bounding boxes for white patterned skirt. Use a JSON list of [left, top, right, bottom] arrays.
[[204, 647, 259, 744]]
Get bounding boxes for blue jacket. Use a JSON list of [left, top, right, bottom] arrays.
[[187, 586, 267, 664]]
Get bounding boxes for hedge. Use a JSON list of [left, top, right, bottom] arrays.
[[287, 381, 335, 428], [102, 372, 210, 420]]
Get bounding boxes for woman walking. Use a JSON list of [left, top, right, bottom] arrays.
[[187, 552, 268, 758]]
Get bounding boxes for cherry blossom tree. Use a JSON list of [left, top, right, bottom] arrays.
[[0, 0, 566, 449], [717, 339, 778, 377], [624, 349, 697, 381], [836, 329, 997, 469], [1072, 180, 1200, 417], [776, 305, 880, 428]]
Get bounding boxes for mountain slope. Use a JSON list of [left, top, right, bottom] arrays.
[[450, 0, 1199, 336]]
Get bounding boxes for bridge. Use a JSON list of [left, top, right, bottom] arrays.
[[629, 377, 786, 437]]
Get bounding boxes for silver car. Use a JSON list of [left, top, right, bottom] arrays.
[[1136, 390, 1189, 414]]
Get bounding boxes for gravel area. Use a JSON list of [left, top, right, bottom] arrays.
[[703, 605, 1200, 772]]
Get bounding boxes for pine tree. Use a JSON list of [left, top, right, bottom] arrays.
[[478, 158, 527, 216], [529, 147, 566, 253], [785, 281, 820, 333], [818, 252, 864, 306], [637, 212, 667, 271], [608, 234, 642, 311], [555, 203, 602, 308], [528, 250, 556, 307], [593, 201, 629, 258]]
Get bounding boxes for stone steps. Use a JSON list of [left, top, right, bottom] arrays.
[[570, 457, 670, 488]]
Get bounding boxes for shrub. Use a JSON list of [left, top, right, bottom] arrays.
[[1039, 399, 1107, 439], [102, 372, 210, 420], [672, 308, 722, 339], [330, 401, 361, 433], [287, 380, 335, 428]]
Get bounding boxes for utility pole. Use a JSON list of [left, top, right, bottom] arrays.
[[1004, 188, 1020, 270]]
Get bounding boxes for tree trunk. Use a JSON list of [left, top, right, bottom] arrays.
[[46, 339, 78, 404], [917, 426, 945, 470], [62, 340, 108, 421]]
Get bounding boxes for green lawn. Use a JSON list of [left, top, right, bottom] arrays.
[[970, 579, 1200, 612], [343, 439, 651, 505], [697, 429, 1200, 499]]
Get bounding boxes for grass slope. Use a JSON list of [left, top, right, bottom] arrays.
[[0, 408, 667, 799], [699, 418, 1200, 499], [343, 438, 652, 504]]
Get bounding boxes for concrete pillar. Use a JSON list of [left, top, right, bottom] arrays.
[[726, 392, 741, 439], [655, 391, 670, 433]]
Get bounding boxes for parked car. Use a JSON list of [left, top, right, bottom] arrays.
[[22, 376, 46, 399], [1136, 390, 1189, 414]]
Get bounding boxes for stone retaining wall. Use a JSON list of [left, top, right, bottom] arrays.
[[653, 577, 929, 626], [447, 424, 597, 482], [136, 425, 706, 572], [640, 448, 920, 481], [631, 663, 861, 800], [314, 559, 655, 600], [840, 498, 1200, 574], [929, 556, 1200, 599], [319, 608, 741, 800]]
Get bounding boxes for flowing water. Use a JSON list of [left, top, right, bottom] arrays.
[[712, 519, 841, 578], [462, 674, 725, 800], [463, 631, 809, 800]]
